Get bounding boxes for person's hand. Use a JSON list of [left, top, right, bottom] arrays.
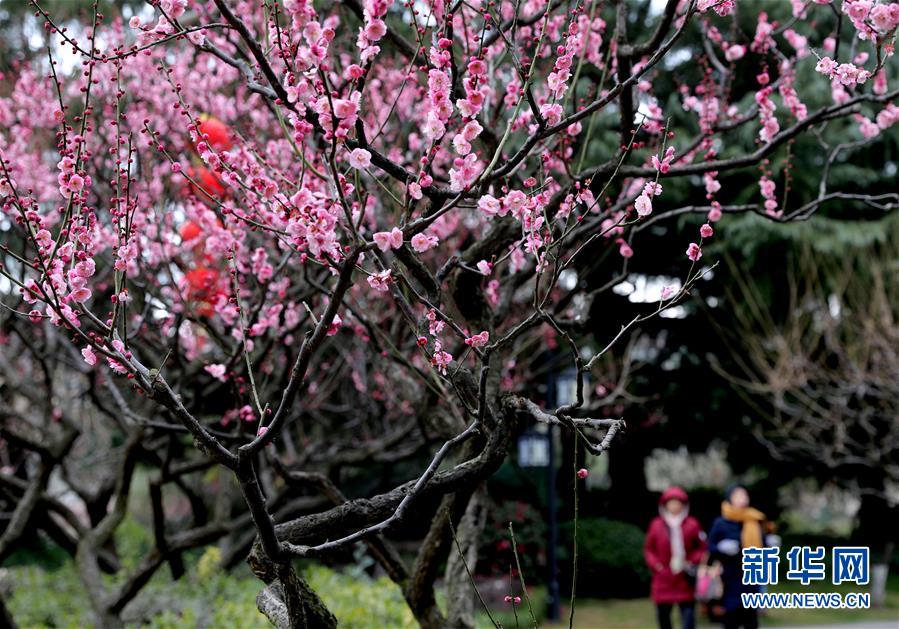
[[765, 534, 782, 547], [717, 539, 740, 555]]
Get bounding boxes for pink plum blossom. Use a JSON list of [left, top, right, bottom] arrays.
[[348, 148, 372, 169]]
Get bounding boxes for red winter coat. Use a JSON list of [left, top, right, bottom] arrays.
[[643, 487, 707, 604]]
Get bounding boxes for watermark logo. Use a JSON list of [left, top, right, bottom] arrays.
[[832, 547, 869, 585], [742, 592, 871, 609], [786, 546, 826, 585], [738, 546, 870, 610], [742, 547, 780, 585]]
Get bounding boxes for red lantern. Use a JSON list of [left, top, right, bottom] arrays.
[[184, 165, 227, 199], [197, 115, 232, 152], [184, 267, 221, 316], [180, 221, 202, 242]]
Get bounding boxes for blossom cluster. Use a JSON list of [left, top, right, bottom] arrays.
[[843, 1, 899, 40], [0, 0, 896, 424]]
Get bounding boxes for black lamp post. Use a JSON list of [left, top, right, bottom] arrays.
[[546, 422, 560, 621], [517, 366, 580, 621], [550, 367, 578, 620], [517, 424, 558, 619]]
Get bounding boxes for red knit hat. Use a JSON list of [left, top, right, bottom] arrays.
[[659, 486, 689, 506]]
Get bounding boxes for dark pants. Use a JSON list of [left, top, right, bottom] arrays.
[[722, 607, 758, 629], [656, 602, 696, 629]]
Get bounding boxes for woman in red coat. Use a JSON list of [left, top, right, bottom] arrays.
[[644, 486, 707, 629]]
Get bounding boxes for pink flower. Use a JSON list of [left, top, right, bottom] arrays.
[[846, 0, 872, 23], [348, 148, 371, 169], [452, 135, 472, 156], [367, 270, 392, 292], [69, 287, 91, 303], [468, 59, 487, 76], [81, 346, 97, 366], [760, 117, 780, 143], [74, 259, 96, 277], [408, 182, 423, 200], [858, 116, 880, 139], [478, 194, 503, 217], [476, 260, 493, 275], [332, 99, 358, 119], [815, 56, 837, 76], [873, 70, 887, 95], [460, 119, 483, 142], [577, 468, 589, 479], [448, 153, 481, 191], [327, 313, 342, 336], [686, 242, 703, 262], [651, 146, 675, 173], [540, 103, 563, 126], [724, 45, 746, 62], [427, 308, 444, 336], [431, 341, 453, 375], [204, 363, 227, 381], [28, 309, 42, 323], [373, 227, 404, 251], [486, 280, 500, 306], [700, 223, 714, 238], [364, 19, 387, 41], [464, 331, 489, 348], [35, 229, 53, 249], [876, 103, 899, 129], [634, 195, 653, 217], [870, 4, 897, 32], [67, 173, 84, 191], [410, 233, 438, 253], [699, 0, 735, 15], [618, 241, 634, 258], [107, 359, 128, 375], [661, 286, 675, 300]]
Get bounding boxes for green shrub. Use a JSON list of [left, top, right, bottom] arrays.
[[478, 500, 547, 581], [3, 563, 95, 628], [559, 518, 651, 599], [5, 544, 415, 628], [306, 564, 416, 628]]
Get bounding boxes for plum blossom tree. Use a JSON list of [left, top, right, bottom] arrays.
[[1, 0, 898, 626]]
